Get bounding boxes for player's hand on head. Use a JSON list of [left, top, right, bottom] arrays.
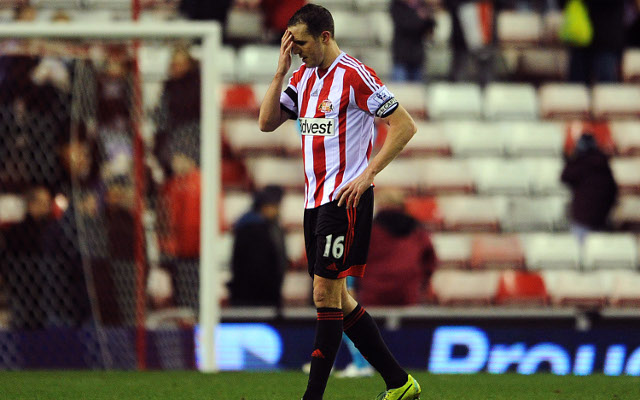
[[336, 171, 374, 208], [277, 30, 293, 76]]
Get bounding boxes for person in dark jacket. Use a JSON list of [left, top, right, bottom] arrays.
[[357, 190, 437, 306], [561, 134, 618, 245], [228, 185, 288, 308], [390, 0, 436, 82], [559, 0, 626, 83]]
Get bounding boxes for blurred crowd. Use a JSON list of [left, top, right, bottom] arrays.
[[0, 0, 636, 332]]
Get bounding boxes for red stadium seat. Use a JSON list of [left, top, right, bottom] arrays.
[[404, 196, 443, 231], [221, 158, 251, 190], [495, 270, 548, 305], [563, 120, 615, 157], [222, 84, 258, 115]]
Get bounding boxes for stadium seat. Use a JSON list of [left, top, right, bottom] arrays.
[[495, 270, 548, 305], [280, 193, 305, 231], [528, 157, 568, 195], [332, 10, 375, 46], [385, 83, 427, 119], [432, 9, 452, 47], [245, 156, 304, 190], [501, 196, 567, 232], [517, 48, 568, 81], [419, 158, 474, 194], [355, 0, 392, 12], [282, 271, 311, 306], [425, 47, 453, 79], [427, 83, 483, 120], [220, 46, 237, 82], [592, 84, 640, 120], [430, 269, 500, 305], [368, 11, 394, 47], [222, 84, 259, 115], [222, 191, 252, 231], [539, 83, 590, 119], [496, 11, 542, 46], [222, 158, 251, 189], [503, 120, 565, 157], [609, 270, 640, 307], [610, 121, 640, 156], [611, 157, 640, 194], [611, 195, 640, 230], [286, 231, 307, 270], [142, 81, 163, 111], [582, 233, 638, 271], [470, 234, 525, 270], [622, 48, 640, 82], [483, 83, 538, 120], [224, 117, 299, 156], [223, 117, 281, 155], [225, 8, 264, 42], [237, 45, 281, 82], [470, 158, 530, 195], [374, 159, 420, 192], [523, 233, 581, 271], [442, 121, 505, 157], [404, 196, 443, 231], [281, 123, 303, 156], [359, 47, 392, 81], [217, 232, 234, 269], [431, 233, 472, 268], [438, 195, 504, 232], [314, 0, 356, 11], [542, 270, 613, 307], [0, 194, 26, 225], [563, 120, 616, 157], [403, 121, 451, 156], [138, 44, 171, 80]]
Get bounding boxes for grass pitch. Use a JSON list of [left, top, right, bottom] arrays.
[[0, 370, 638, 400]]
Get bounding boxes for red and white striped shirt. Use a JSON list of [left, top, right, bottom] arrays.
[[280, 52, 399, 209]]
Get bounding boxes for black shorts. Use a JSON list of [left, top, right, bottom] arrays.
[[303, 186, 374, 279]]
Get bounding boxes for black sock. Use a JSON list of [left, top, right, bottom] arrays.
[[303, 307, 343, 400], [343, 304, 408, 390]]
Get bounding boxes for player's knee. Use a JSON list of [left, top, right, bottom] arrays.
[[312, 285, 340, 308]]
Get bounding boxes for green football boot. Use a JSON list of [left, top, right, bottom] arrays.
[[375, 374, 421, 400]]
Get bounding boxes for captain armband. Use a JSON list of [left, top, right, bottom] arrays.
[[375, 97, 399, 118]]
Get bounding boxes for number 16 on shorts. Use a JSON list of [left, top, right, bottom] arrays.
[[323, 234, 345, 260]]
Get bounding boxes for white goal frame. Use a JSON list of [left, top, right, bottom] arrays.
[[0, 22, 222, 373]]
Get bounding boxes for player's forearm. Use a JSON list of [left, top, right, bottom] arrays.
[[367, 111, 416, 177], [258, 73, 287, 132]]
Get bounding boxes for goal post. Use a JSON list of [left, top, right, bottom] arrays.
[[0, 22, 222, 372]]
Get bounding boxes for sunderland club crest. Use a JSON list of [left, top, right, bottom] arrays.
[[318, 99, 333, 113]]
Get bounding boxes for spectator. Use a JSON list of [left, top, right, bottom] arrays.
[[627, 0, 640, 48], [228, 185, 287, 308], [1, 185, 92, 329], [390, 0, 436, 82], [260, 0, 308, 43], [158, 148, 202, 312], [15, 4, 37, 22], [561, 134, 618, 245], [443, 0, 496, 84], [179, 0, 234, 42], [153, 44, 200, 179], [560, 0, 626, 84], [357, 190, 437, 306], [1, 186, 57, 329]]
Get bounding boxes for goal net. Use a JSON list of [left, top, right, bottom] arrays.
[[0, 22, 221, 371]]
